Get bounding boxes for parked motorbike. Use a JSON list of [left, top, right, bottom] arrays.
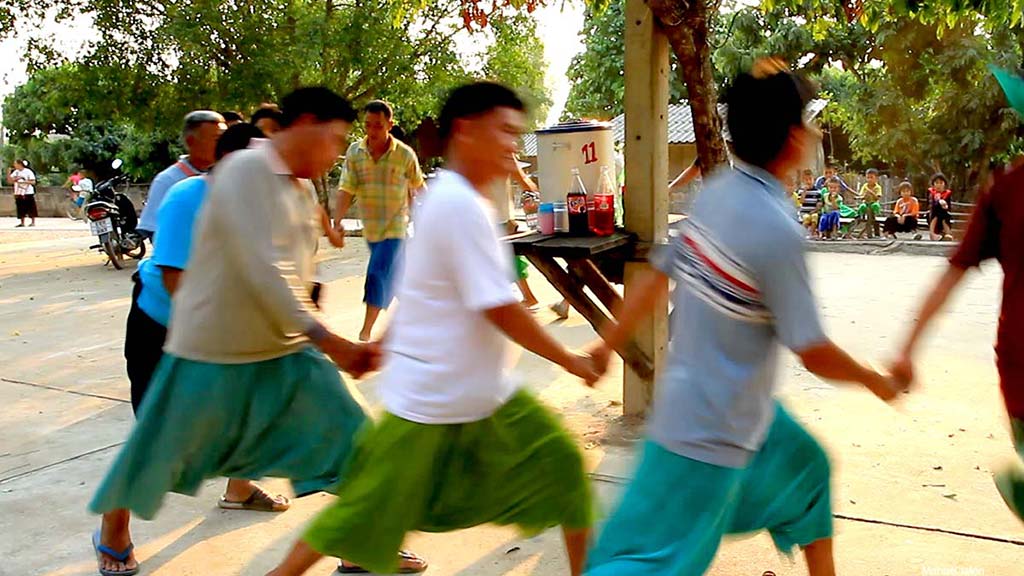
[[85, 159, 146, 269]]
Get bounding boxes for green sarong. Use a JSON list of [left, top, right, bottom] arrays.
[[89, 347, 367, 519], [304, 389, 594, 573]]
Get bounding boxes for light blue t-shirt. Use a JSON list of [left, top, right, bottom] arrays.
[[137, 158, 201, 233], [649, 163, 827, 469], [136, 176, 209, 326]]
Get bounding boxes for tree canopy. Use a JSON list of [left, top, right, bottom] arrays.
[[1, 0, 552, 182], [558, 0, 1023, 196]]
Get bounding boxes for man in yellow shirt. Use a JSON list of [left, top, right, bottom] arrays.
[[335, 101, 425, 341]]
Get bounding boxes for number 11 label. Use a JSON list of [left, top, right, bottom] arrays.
[[582, 141, 598, 165]]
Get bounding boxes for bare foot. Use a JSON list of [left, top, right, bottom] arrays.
[[358, 330, 372, 342]]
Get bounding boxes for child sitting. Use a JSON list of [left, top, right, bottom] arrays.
[[854, 168, 883, 238], [818, 178, 842, 239], [883, 181, 921, 239]]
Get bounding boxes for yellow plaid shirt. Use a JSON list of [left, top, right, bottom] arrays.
[[340, 136, 425, 242]]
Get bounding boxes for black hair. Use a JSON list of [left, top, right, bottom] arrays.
[[726, 60, 815, 168], [364, 100, 394, 120], [215, 123, 264, 161], [438, 81, 526, 143], [221, 111, 245, 123], [250, 104, 283, 126], [279, 87, 357, 128], [866, 168, 879, 176], [931, 172, 948, 185]]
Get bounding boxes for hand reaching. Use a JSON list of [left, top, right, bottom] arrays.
[[865, 365, 911, 403], [563, 352, 601, 387], [320, 335, 381, 378], [889, 354, 914, 389], [586, 341, 613, 380]]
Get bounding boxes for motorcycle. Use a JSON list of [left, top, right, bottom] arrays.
[[85, 159, 146, 269]]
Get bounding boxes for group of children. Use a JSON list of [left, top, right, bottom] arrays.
[[795, 165, 955, 241]]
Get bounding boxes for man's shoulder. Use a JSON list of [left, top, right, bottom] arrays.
[[163, 176, 207, 207], [394, 139, 420, 162], [345, 140, 364, 157]]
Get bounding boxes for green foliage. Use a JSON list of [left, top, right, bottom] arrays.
[[2, 0, 552, 179], [563, 0, 686, 121], [484, 13, 552, 127]]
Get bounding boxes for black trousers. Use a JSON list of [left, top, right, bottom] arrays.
[[124, 273, 168, 414], [884, 215, 918, 234]]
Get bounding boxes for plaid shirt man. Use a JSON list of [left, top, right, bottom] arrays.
[[339, 136, 425, 242]]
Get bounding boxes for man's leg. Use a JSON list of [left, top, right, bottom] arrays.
[[97, 509, 137, 574], [361, 239, 401, 341], [727, 403, 835, 575], [563, 527, 589, 576], [803, 538, 836, 576], [124, 276, 167, 413], [266, 541, 322, 576], [587, 440, 742, 576], [994, 415, 1024, 522]]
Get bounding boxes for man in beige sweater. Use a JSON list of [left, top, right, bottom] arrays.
[[89, 88, 427, 576]]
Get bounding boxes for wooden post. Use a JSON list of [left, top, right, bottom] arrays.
[[622, 0, 669, 415]]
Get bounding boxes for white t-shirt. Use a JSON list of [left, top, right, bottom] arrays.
[[380, 169, 519, 424], [11, 169, 35, 195]]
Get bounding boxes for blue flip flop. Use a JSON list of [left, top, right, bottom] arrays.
[[92, 530, 139, 576]]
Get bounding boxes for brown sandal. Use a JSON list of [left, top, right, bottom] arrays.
[[218, 486, 291, 512]]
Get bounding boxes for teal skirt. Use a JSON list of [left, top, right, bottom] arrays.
[[586, 403, 832, 576], [303, 389, 594, 573], [89, 348, 367, 519]]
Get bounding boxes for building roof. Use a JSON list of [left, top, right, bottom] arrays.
[[521, 98, 828, 157]]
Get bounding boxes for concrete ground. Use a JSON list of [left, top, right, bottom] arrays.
[[1, 218, 1022, 576]]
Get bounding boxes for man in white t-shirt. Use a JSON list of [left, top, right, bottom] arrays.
[[7, 159, 37, 227], [268, 82, 601, 576]]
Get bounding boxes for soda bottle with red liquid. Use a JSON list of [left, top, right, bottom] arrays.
[[567, 167, 590, 236], [591, 166, 616, 236]]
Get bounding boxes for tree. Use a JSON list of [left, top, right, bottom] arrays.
[[563, 0, 686, 121], [2, 0, 552, 199], [483, 13, 552, 127]]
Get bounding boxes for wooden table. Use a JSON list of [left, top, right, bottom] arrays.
[[507, 231, 655, 380]]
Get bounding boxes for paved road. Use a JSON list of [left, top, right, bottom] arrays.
[[1, 222, 1021, 575]]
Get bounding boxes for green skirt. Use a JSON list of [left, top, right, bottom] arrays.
[[303, 389, 594, 573], [89, 347, 367, 519]]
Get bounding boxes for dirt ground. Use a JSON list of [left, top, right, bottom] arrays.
[[1, 218, 1021, 575]]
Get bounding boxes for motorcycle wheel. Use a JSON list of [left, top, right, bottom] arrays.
[[104, 230, 124, 270], [124, 235, 147, 260]]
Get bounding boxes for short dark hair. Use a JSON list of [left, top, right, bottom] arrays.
[[279, 87, 357, 128], [250, 104, 283, 126], [866, 168, 879, 176], [438, 81, 526, 143], [726, 59, 815, 168], [931, 172, 948, 185], [221, 111, 245, 123], [215, 123, 264, 162], [364, 100, 394, 120], [802, 168, 814, 176], [897, 181, 913, 194]]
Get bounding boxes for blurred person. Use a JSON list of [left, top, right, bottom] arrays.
[[221, 110, 245, 126], [883, 181, 921, 239], [927, 173, 954, 240], [252, 104, 284, 135], [7, 159, 37, 227]]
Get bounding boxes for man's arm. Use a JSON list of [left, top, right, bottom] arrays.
[[891, 265, 967, 382], [334, 188, 355, 230], [483, 304, 598, 385], [160, 267, 184, 295], [669, 161, 701, 189], [511, 162, 538, 193], [798, 340, 901, 401]]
